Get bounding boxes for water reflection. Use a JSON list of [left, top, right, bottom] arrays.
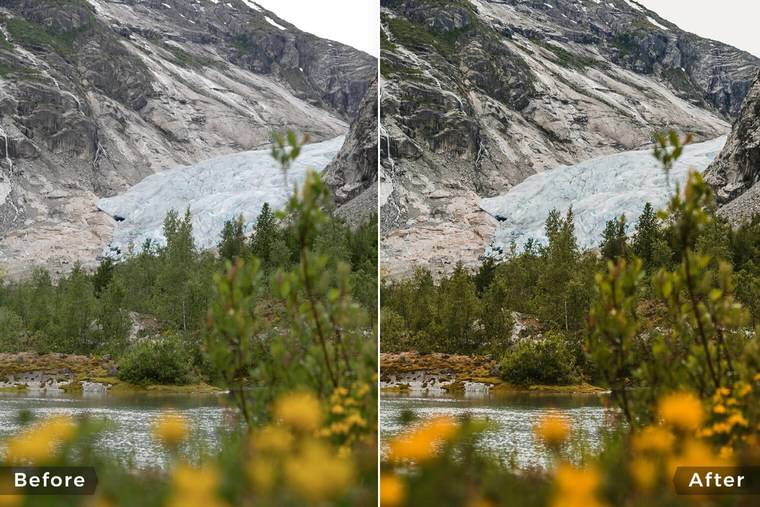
[[0, 391, 234, 469], [381, 391, 617, 469]]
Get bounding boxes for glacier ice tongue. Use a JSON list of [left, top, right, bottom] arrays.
[[98, 136, 344, 256], [480, 136, 727, 255]]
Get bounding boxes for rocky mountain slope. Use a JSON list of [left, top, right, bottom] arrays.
[[705, 73, 760, 223], [0, 0, 375, 277], [380, 0, 760, 277], [324, 77, 379, 228]]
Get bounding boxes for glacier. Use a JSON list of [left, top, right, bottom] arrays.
[[480, 136, 727, 256], [97, 136, 344, 256]]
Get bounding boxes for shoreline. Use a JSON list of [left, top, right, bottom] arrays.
[[380, 352, 604, 396], [0, 352, 222, 395]]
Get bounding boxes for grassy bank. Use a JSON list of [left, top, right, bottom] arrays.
[[0, 352, 222, 394], [380, 352, 604, 394]]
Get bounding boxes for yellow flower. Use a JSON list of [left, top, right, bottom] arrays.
[[274, 392, 322, 432], [658, 392, 703, 431], [713, 404, 727, 415], [172, 463, 220, 496], [736, 383, 751, 398], [632, 426, 674, 454], [712, 422, 731, 434], [380, 473, 406, 507], [719, 446, 734, 460], [630, 458, 658, 491], [726, 413, 748, 428], [726, 397, 738, 406], [153, 412, 189, 448], [753, 373, 760, 382], [251, 425, 293, 455], [38, 416, 76, 442], [716, 387, 731, 397], [330, 421, 350, 435], [552, 464, 607, 507], [534, 413, 570, 447], [388, 416, 458, 463], [4, 434, 54, 465], [167, 463, 228, 507], [0, 495, 22, 507], [4, 416, 75, 465], [345, 412, 367, 428], [356, 383, 370, 398], [331, 404, 345, 415], [284, 441, 353, 501]]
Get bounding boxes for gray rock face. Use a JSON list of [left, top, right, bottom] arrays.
[[380, 0, 759, 278], [705, 73, 760, 221], [0, 0, 375, 277], [324, 78, 378, 226]]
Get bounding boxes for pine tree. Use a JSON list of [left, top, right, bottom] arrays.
[[474, 256, 497, 296], [600, 215, 627, 261], [218, 214, 249, 261], [250, 203, 278, 268], [632, 202, 660, 269]]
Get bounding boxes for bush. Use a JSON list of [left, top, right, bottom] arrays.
[[0, 307, 24, 352], [499, 332, 579, 385], [117, 335, 192, 385]]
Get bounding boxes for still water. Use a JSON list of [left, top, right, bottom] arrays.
[[381, 391, 616, 469], [0, 391, 233, 469]]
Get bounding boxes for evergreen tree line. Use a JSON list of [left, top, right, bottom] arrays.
[[381, 202, 760, 384], [0, 203, 377, 371]]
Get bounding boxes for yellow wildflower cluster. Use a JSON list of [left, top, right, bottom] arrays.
[[380, 473, 406, 507], [167, 463, 228, 507], [273, 390, 323, 433], [552, 464, 607, 507], [387, 416, 458, 463], [701, 381, 756, 450], [321, 382, 373, 446], [152, 412, 190, 449], [534, 412, 570, 449], [4, 415, 76, 465], [246, 391, 357, 503], [657, 391, 703, 431], [626, 388, 753, 497]]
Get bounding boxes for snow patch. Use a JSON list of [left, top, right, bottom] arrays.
[[240, 0, 261, 11], [647, 16, 668, 30], [98, 137, 344, 255], [265, 16, 286, 30], [480, 137, 726, 254]]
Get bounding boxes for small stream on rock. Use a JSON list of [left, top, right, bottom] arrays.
[[0, 392, 234, 469], [381, 391, 616, 469]]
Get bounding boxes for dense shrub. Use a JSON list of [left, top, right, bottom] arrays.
[[499, 332, 579, 386], [117, 335, 192, 385], [0, 307, 24, 352]]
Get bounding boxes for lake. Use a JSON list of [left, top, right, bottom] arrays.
[[381, 391, 617, 469], [0, 391, 234, 469]]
